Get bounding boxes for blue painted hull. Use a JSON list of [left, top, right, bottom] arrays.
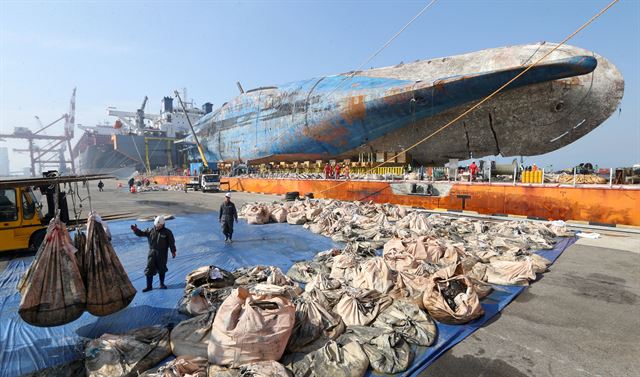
[[187, 43, 623, 164]]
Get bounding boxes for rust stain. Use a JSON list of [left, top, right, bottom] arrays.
[[341, 95, 366, 125], [303, 120, 350, 146]]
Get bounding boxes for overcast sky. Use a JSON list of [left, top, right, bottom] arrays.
[[1, 0, 638, 172]]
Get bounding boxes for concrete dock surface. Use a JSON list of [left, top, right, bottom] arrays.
[[2, 179, 638, 376]]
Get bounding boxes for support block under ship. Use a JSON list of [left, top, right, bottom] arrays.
[[72, 96, 212, 178]]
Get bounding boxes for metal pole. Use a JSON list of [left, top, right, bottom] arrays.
[[573, 167, 577, 187], [513, 165, 517, 185], [175, 90, 208, 168], [541, 168, 545, 185], [609, 167, 613, 187]]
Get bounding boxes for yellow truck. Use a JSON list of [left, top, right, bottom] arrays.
[[0, 173, 112, 253], [0, 185, 46, 252]]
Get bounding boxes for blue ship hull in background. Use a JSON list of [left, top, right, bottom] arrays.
[[187, 43, 624, 165]]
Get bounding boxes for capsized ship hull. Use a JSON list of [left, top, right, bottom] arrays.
[[190, 43, 624, 165]]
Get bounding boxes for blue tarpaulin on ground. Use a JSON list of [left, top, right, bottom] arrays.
[[0, 212, 576, 377]]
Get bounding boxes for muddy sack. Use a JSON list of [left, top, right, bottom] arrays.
[[333, 288, 393, 326], [246, 204, 270, 225], [372, 299, 437, 346], [286, 261, 328, 283], [140, 356, 207, 377], [18, 217, 86, 326], [286, 296, 345, 353], [208, 287, 295, 367], [240, 361, 293, 377], [171, 312, 215, 358], [352, 257, 395, 294], [85, 326, 171, 377], [82, 213, 136, 316], [186, 265, 235, 290], [423, 264, 484, 324], [286, 204, 307, 225], [283, 340, 369, 377], [178, 285, 232, 317], [337, 326, 413, 374], [270, 205, 288, 223]]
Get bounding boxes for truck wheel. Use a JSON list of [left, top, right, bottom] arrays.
[[29, 230, 46, 252]]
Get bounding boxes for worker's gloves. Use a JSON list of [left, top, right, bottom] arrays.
[[130, 224, 138, 232], [171, 251, 176, 259]]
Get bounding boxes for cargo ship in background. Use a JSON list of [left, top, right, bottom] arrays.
[[72, 92, 212, 178]]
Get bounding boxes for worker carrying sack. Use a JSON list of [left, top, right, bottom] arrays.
[[18, 217, 86, 327], [208, 287, 295, 367], [82, 212, 136, 316], [423, 264, 484, 324]]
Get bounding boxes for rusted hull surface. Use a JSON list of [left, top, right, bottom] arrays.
[[222, 178, 640, 226], [185, 43, 623, 166]]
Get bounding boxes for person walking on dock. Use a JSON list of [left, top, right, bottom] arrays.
[[344, 164, 350, 180], [219, 193, 238, 243], [131, 215, 176, 292], [97, 180, 104, 192], [334, 164, 341, 179]]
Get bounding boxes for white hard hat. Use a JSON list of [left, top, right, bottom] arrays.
[[225, 193, 231, 198], [154, 215, 165, 226]]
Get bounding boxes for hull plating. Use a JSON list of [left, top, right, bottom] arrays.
[[190, 43, 624, 164]]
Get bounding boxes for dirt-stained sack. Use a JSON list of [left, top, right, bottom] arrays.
[[18, 217, 86, 326], [171, 312, 215, 358], [352, 257, 395, 294], [283, 340, 369, 377], [372, 299, 437, 346], [423, 264, 484, 324], [286, 296, 345, 353], [208, 287, 295, 367], [140, 356, 207, 377], [82, 213, 136, 316], [333, 288, 392, 326], [337, 326, 413, 374], [270, 206, 288, 223], [85, 326, 171, 377], [246, 205, 270, 225]]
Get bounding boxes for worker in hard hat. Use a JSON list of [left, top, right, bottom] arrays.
[[131, 215, 176, 292], [219, 193, 238, 243]]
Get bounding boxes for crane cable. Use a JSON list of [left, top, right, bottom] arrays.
[[316, 0, 620, 196], [325, 0, 438, 99], [268, 0, 439, 149]]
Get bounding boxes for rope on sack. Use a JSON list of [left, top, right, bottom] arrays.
[[315, 0, 620, 197]]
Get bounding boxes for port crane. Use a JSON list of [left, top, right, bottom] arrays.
[[0, 88, 77, 177]]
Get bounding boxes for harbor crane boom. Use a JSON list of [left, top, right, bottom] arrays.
[[174, 90, 208, 168]]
